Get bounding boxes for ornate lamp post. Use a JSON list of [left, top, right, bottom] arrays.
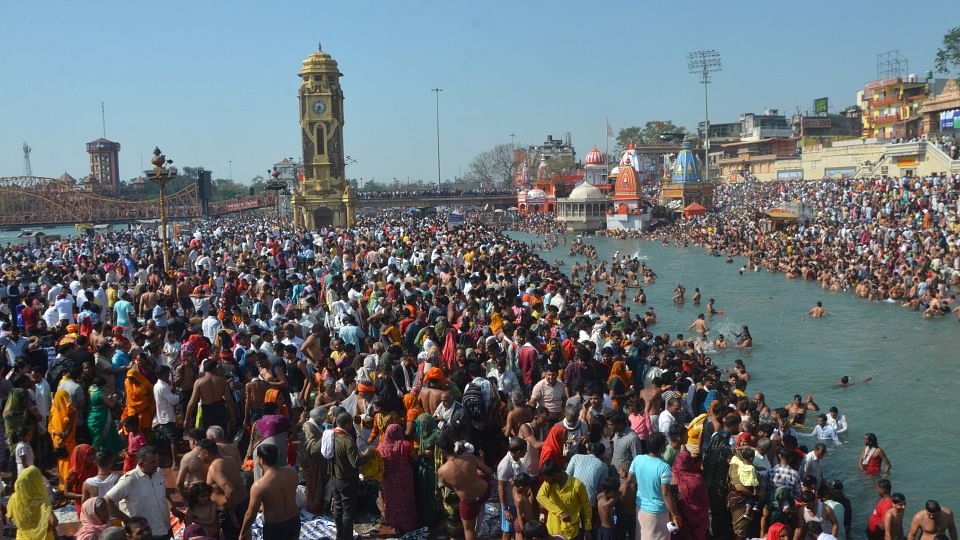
[[145, 147, 176, 272], [266, 167, 287, 222]]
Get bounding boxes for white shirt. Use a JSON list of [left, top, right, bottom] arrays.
[[201, 316, 223, 341], [54, 296, 76, 324], [827, 413, 848, 434], [812, 424, 842, 445], [42, 306, 59, 328], [106, 465, 170, 535], [800, 450, 824, 484], [30, 379, 52, 428], [658, 410, 677, 439], [153, 379, 178, 426]]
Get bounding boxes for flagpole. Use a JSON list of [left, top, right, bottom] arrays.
[[605, 117, 610, 171]]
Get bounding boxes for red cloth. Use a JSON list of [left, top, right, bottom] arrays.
[[378, 424, 418, 531], [539, 422, 566, 470], [766, 523, 787, 540], [672, 450, 709, 540], [440, 330, 457, 372], [867, 497, 894, 534], [68, 444, 98, 516]]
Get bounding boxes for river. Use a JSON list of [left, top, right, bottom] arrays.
[[511, 231, 960, 532]]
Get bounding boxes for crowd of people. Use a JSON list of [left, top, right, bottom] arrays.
[[626, 175, 960, 320], [0, 205, 954, 540], [356, 187, 516, 200]]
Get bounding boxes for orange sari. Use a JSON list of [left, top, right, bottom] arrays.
[[121, 368, 156, 432], [48, 388, 77, 491]]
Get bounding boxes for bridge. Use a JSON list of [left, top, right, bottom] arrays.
[[0, 176, 516, 227]]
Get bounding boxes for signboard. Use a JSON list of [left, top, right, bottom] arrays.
[[865, 77, 900, 91], [897, 157, 919, 167], [802, 117, 832, 129], [824, 167, 856, 179], [447, 212, 465, 226], [777, 170, 803, 180], [942, 110, 959, 130], [814, 97, 829, 114]]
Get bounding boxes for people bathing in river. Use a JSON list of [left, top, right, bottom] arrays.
[[809, 301, 828, 318]]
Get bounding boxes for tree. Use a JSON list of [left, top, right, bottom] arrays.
[[616, 121, 688, 154], [935, 26, 960, 77], [465, 143, 516, 187]]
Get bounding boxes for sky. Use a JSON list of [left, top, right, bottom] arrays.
[[2, 1, 959, 187]]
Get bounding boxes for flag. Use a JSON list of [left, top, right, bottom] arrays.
[[606, 119, 614, 138]]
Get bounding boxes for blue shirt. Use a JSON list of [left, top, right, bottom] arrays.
[[629, 454, 672, 513]]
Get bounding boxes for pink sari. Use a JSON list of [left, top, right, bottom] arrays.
[[672, 449, 709, 540], [378, 424, 418, 532]]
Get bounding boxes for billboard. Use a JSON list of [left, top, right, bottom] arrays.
[[941, 110, 958, 130], [814, 97, 829, 114]]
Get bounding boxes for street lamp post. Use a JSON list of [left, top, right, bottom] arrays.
[[431, 88, 443, 189], [688, 50, 722, 181], [146, 147, 176, 272]]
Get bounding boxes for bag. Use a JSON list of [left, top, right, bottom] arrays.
[[360, 451, 384, 482], [320, 428, 337, 459], [461, 383, 486, 431]]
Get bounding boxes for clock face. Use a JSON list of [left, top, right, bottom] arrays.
[[312, 101, 327, 114]]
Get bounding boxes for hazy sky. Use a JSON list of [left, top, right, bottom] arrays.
[[2, 1, 958, 186]]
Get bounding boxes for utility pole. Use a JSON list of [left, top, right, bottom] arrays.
[[431, 88, 443, 189], [688, 50, 722, 181]]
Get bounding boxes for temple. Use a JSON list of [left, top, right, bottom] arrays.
[[659, 139, 714, 213], [605, 145, 649, 230]]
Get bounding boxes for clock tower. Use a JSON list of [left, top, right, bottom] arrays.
[[291, 43, 356, 229]]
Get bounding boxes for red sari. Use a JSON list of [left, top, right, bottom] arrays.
[[378, 424, 418, 532], [539, 422, 566, 470], [672, 449, 709, 540]]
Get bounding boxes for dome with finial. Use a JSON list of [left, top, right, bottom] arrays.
[[671, 139, 700, 183], [584, 147, 604, 166], [300, 42, 341, 77], [567, 182, 604, 201]]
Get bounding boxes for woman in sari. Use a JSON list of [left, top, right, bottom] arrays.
[[671, 449, 709, 540], [378, 424, 418, 533], [539, 421, 567, 470], [246, 403, 291, 480], [413, 413, 442, 526], [607, 360, 632, 408], [49, 377, 78, 492], [8, 465, 57, 540], [87, 377, 123, 453], [3, 374, 39, 454], [120, 355, 156, 435], [75, 497, 110, 540], [66, 444, 98, 515], [403, 392, 423, 441]]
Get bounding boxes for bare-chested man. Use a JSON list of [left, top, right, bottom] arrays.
[[688, 314, 710, 337], [206, 425, 242, 464], [139, 285, 159, 319], [437, 430, 494, 540], [503, 393, 533, 438], [176, 429, 209, 500], [884, 493, 907, 540], [908, 500, 957, 540], [809, 301, 828, 318], [240, 443, 301, 540], [419, 379, 445, 416], [199, 439, 246, 540], [184, 359, 237, 432]]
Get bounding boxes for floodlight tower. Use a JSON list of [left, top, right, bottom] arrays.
[[688, 50, 722, 180]]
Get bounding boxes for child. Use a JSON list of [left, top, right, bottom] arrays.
[[511, 473, 538, 540], [626, 398, 651, 453], [185, 481, 220, 539], [13, 427, 34, 473], [122, 416, 146, 473], [596, 480, 620, 540]]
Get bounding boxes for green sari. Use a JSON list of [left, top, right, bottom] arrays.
[[414, 413, 444, 527], [2, 388, 29, 445], [87, 385, 123, 453]]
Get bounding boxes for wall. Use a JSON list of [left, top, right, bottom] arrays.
[[800, 140, 885, 179]]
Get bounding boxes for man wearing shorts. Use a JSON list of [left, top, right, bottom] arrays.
[[437, 430, 494, 540]]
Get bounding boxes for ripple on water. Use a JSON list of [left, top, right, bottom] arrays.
[[509, 231, 960, 528]]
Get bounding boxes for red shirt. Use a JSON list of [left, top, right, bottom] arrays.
[[868, 497, 894, 533], [518, 343, 539, 385]]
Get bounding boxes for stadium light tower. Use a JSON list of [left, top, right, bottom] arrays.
[[688, 50, 722, 180]]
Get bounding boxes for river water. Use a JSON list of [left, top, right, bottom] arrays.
[[511, 231, 960, 531]]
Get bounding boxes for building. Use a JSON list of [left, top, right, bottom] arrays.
[[582, 147, 608, 187], [791, 114, 861, 139], [717, 137, 798, 181], [660, 140, 714, 209], [698, 121, 742, 143], [920, 78, 960, 137], [739, 109, 793, 141], [291, 44, 356, 228], [517, 156, 558, 213], [526, 134, 576, 174], [606, 152, 649, 230], [860, 76, 949, 139], [86, 138, 120, 195], [557, 182, 611, 231]]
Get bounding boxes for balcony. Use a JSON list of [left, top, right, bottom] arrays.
[[868, 95, 899, 107], [884, 141, 924, 157], [874, 115, 899, 125]]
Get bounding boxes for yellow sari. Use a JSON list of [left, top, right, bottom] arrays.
[[121, 368, 155, 432], [8, 466, 54, 540], [48, 388, 76, 492]]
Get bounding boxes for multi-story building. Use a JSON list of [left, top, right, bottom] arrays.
[[86, 138, 120, 195], [717, 137, 798, 181], [861, 76, 948, 139], [739, 109, 793, 141], [526, 134, 576, 174]]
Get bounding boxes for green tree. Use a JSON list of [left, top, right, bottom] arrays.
[[935, 26, 960, 76], [640, 120, 687, 143], [615, 127, 644, 153]]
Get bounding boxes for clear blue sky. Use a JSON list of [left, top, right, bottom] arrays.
[[1, 1, 958, 186]]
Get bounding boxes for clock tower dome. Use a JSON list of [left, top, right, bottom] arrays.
[[291, 43, 356, 229]]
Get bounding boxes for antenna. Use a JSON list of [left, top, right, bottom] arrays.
[[22, 142, 33, 177], [101, 102, 107, 138]]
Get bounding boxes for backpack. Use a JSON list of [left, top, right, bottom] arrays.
[[461, 382, 487, 431]]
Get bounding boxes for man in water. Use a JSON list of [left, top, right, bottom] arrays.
[[240, 443, 301, 540], [837, 376, 873, 387], [907, 500, 957, 540], [809, 301, 828, 318], [437, 429, 494, 540], [688, 314, 710, 337], [883, 493, 907, 540], [672, 284, 685, 304]]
